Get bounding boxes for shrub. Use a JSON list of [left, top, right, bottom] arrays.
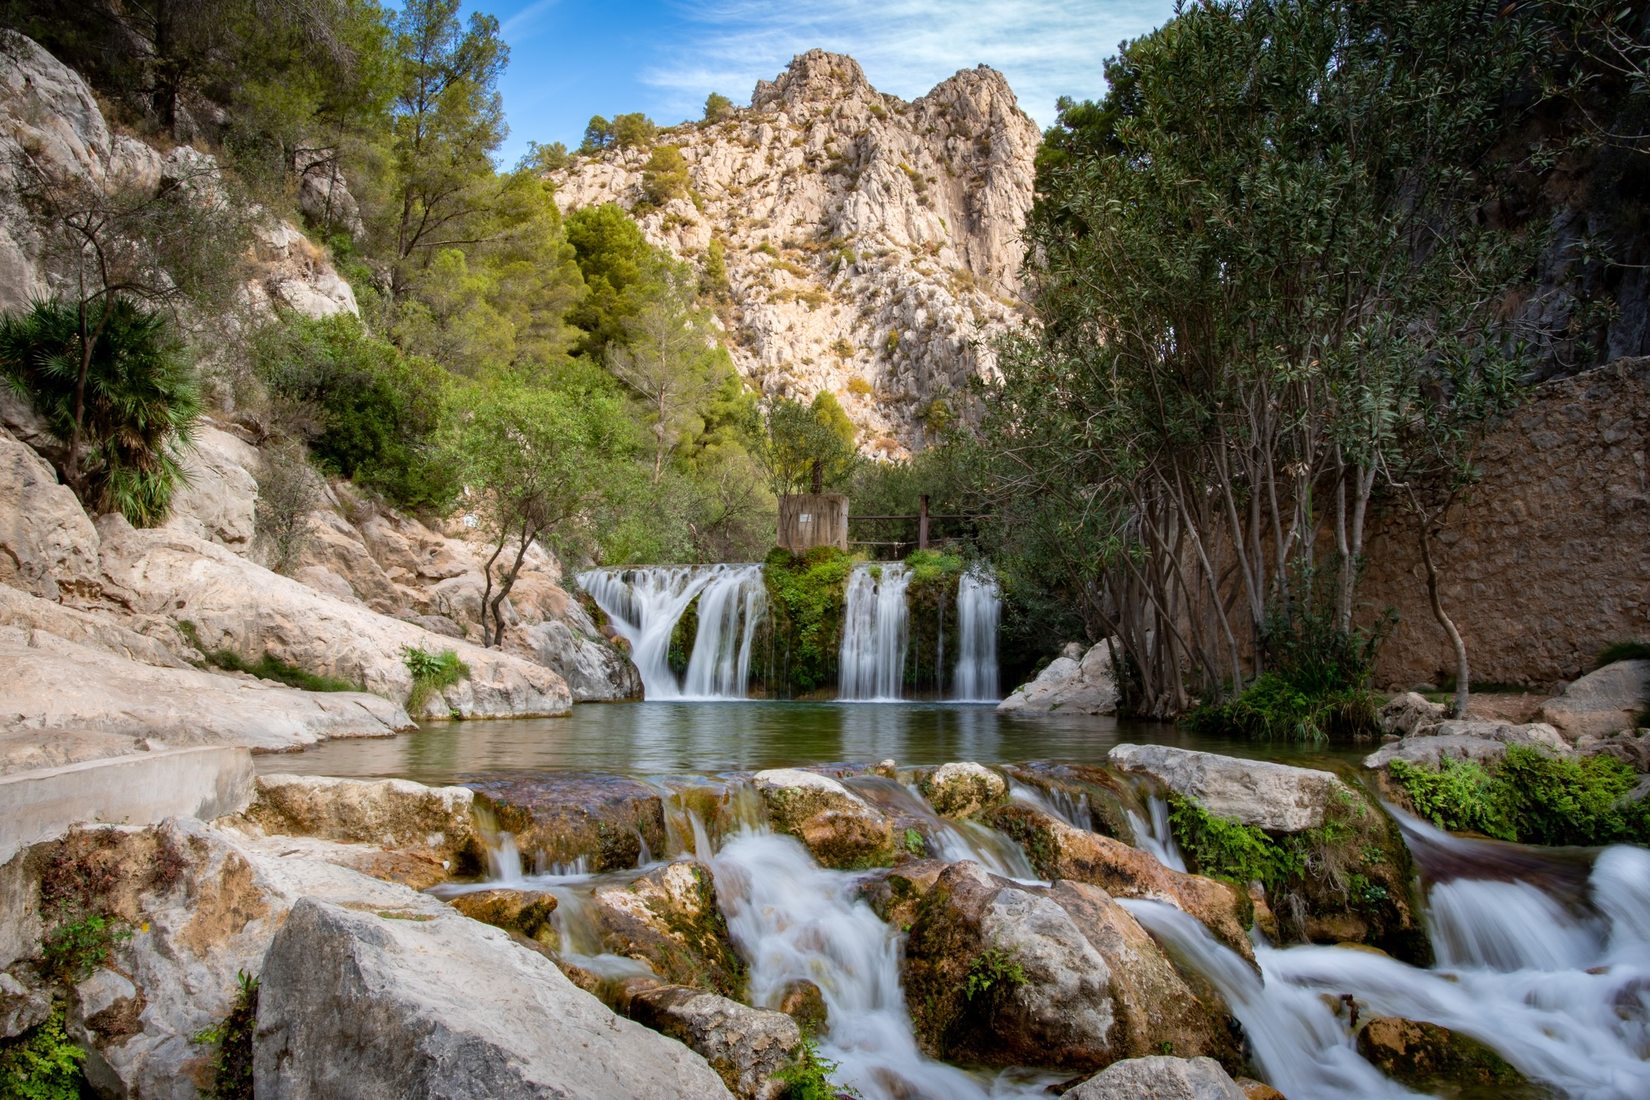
[[774, 1037, 854, 1100], [41, 909, 132, 984], [179, 621, 361, 693], [253, 313, 456, 512], [194, 971, 258, 1100], [252, 440, 319, 574], [0, 1003, 84, 1099], [0, 297, 200, 525], [1168, 795, 1300, 891], [402, 646, 469, 712], [1597, 640, 1650, 668], [1184, 673, 1381, 742], [1386, 757, 1512, 840]]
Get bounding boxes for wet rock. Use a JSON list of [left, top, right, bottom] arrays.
[[244, 774, 483, 876], [983, 804, 1252, 961], [589, 860, 746, 996], [1363, 720, 1572, 770], [469, 773, 666, 872], [1235, 1078, 1285, 1100], [1107, 745, 1350, 834], [775, 979, 828, 1036], [902, 862, 1233, 1074], [1354, 1016, 1527, 1094], [1379, 692, 1448, 737], [1541, 660, 1650, 740], [448, 887, 559, 946], [857, 859, 949, 930], [998, 641, 1119, 715], [751, 769, 894, 870], [621, 982, 801, 1100], [1001, 762, 1135, 838], [917, 761, 1007, 817], [1064, 1055, 1247, 1100], [253, 896, 736, 1099]]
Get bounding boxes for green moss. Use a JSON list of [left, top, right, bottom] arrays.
[[1597, 640, 1650, 668], [1389, 746, 1650, 846], [775, 1037, 856, 1099], [1184, 673, 1380, 742], [1168, 796, 1300, 892], [756, 547, 856, 696], [667, 598, 700, 678], [0, 1002, 85, 1099], [902, 827, 927, 857], [962, 947, 1025, 1002], [902, 552, 963, 695]]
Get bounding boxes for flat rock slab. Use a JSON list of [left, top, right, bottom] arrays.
[[1107, 744, 1349, 833]]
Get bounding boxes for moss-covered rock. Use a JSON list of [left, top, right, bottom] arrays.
[[468, 773, 666, 873], [589, 860, 746, 998], [775, 980, 828, 1037], [751, 769, 894, 869], [447, 888, 558, 946], [752, 547, 855, 697], [243, 774, 484, 878], [918, 762, 1008, 818], [999, 762, 1134, 839], [1355, 1016, 1532, 1096]]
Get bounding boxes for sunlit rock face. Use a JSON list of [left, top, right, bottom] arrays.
[[550, 50, 1041, 457]]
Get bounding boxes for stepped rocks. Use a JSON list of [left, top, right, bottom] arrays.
[[751, 768, 895, 869]]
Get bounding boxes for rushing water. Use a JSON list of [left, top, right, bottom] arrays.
[[838, 563, 914, 701], [952, 569, 1002, 702]]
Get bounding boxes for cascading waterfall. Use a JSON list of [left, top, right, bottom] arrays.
[[952, 568, 1002, 701], [578, 564, 766, 700], [838, 563, 912, 701]]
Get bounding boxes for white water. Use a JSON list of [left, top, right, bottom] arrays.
[[838, 564, 913, 701], [952, 568, 1002, 701], [578, 564, 766, 700], [1124, 793, 1186, 873]]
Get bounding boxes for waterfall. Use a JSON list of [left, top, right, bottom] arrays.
[[952, 568, 1001, 701], [838, 563, 912, 701], [578, 564, 766, 700]]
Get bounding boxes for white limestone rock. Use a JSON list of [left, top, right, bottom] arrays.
[[1107, 744, 1351, 834], [998, 641, 1120, 715]]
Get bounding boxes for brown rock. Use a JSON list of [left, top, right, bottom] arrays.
[[448, 888, 559, 945], [470, 773, 666, 872], [587, 860, 746, 997], [1355, 1016, 1527, 1094]]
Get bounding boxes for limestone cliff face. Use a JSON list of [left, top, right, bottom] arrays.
[[550, 51, 1041, 455]]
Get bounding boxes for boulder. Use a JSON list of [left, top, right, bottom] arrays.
[[1107, 744, 1349, 834], [1379, 692, 1448, 737], [620, 982, 801, 1100], [1363, 719, 1572, 770], [96, 519, 571, 718], [0, 426, 99, 601], [997, 640, 1119, 715], [1541, 660, 1650, 740], [587, 860, 746, 996], [253, 896, 736, 1099], [982, 804, 1252, 961], [243, 774, 483, 875], [751, 769, 895, 869], [0, 968, 49, 1038], [448, 887, 559, 945], [1354, 1016, 1527, 1094], [1065, 1055, 1247, 1100], [162, 424, 259, 552], [902, 861, 1232, 1074], [469, 773, 666, 873], [521, 616, 642, 702], [918, 761, 1007, 818]]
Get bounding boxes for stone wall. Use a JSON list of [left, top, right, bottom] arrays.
[[1359, 358, 1650, 689]]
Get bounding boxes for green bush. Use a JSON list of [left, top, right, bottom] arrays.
[[180, 620, 362, 693], [253, 313, 456, 512], [0, 1002, 85, 1099], [0, 297, 200, 526], [402, 646, 469, 712], [1388, 746, 1650, 846], [773, 1037, 854, 1100], [194, 971, 258, 1100], [1168, 795, 1300, 891], [41, 909, 132, 984], [1184, 673, 1381, 742]]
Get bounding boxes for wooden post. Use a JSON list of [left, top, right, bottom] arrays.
[[918, 494, 930, 550]]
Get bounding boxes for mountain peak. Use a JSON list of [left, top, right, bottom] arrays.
[[752, 50, 874, 109]]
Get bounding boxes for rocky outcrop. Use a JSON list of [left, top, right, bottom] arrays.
[[242, 773, 483, 875], [163, 424, 260, 552], [619, 982, 801, 1100], [95, 519, 571, 718], [469, 773, 667, 873], [1541, 659, 1650, 740], [551, 51, 1040, 454], [0, 426, 100, 601], [1354, 1016, 1527, 1095], [587, 860, 746, 996], [447, 887, 559, 945], [1065, 1056, 1248, 1100], [998, 641, 1120, 716], [902, 861, 1232, 1074], [917, 761, 1006, 817], [751, 768, 895, 869], [253, 896, 736, 1099], [1107, 744, 1350, 834], [1364, 718, 1573, 770]]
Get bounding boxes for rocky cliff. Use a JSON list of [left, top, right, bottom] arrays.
[[550, 50, 1041, 455]]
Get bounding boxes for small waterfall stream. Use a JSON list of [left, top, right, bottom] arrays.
[[578, 564, 765, 700], [952, 569, 1002, 701], [838, 563, 913, 701]]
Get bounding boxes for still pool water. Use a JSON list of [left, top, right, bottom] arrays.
[[257, 701, 1369, 784]]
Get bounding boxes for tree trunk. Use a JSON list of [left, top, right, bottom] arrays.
[[1417, 516, 1469, 718]]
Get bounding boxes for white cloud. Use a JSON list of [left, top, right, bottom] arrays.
[[501, 0, 561, 43], [642, 0, 1174, 128]]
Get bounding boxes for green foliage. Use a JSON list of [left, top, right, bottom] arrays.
[[904, 550, 962, 586], [179, 619, 360, 692], [1597, 641, 1650, 668], [402, 646, 469, 712], [254, 313, 456, 512], [757, 396, 858, 498], [612, 112, 658, 149], [1185, 674, 1381, 743], [759, 547, 857, 695], [774, 1037, 854, 1100], [0, 297, 199, 525], [701, 239, 730, 302], [1168, 796, 1300, 891], [194, 971, 258, 1100], [962, 947, 1026, 1002], [640, 144, 690, 209], [703, 92, 734, 122], [0, 1002, 85, 1100], [41, 909, 131, 984], [1390, 746, 1650, 846], [902, 827, 926, 856]]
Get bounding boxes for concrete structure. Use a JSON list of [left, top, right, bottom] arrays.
[[0, 745, 255, 863]]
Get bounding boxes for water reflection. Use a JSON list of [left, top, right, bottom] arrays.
[[257, 701, 1367, 785]]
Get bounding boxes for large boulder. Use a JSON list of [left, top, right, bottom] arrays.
[[469, 773, 666, 873], [619, 982, 801, 1100], [1107, 744, 1348, 834], [96, 520, 571, 718], [1355, 1016, 1528, 1095], [447, 887, 559, 945], [1379, 692, 1449, 737], [1065, 1055, 1247, 1100], [1363, 718, 1572, 770], [0, 426, 99, 601], [751, 769, 895, 870], [1541, 660, 1650, 740], [917, 761, 1007, 818], [902, 861, 1233, 1074], [253, 897, 736, 1099], [162, 424, 260, 552], [997, 641, 1119, 715], [521, 616, 642, 702], [242, 774, 483, 878]]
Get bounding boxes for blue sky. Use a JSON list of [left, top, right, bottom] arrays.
[[477, 0, 1181, 168]]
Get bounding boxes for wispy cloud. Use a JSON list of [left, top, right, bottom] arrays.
[[642, 0, 1173, 127], [501, 0, 561, 43]]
